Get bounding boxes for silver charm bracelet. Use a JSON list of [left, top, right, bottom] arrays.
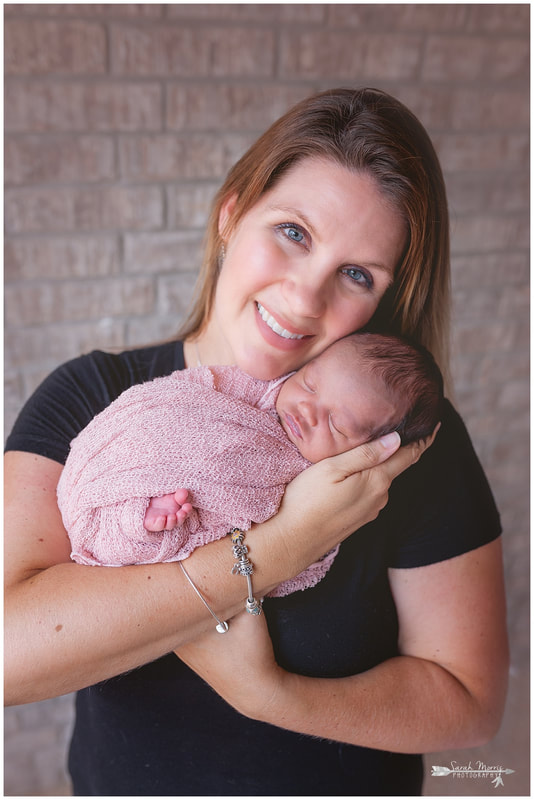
[[178, 528, 262, 634], [179, 560, 229, 634], [230, 528, 263, 616]]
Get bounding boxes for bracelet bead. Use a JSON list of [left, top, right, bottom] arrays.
[[245, 597, 263, 615]]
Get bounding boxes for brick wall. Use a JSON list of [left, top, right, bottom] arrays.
[[4, 4, 529, 796]]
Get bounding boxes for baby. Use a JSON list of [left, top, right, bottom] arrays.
[[57, 332, 443, 596]]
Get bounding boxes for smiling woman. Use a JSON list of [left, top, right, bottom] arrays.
[[4, 87, 506, 796]]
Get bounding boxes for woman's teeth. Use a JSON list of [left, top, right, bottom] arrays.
[[257, 303, 305, 340]]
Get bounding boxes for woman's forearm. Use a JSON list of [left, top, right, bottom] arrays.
[[5, 556, 240, 706], [4, 509, 297, 705], [257, 655, 504, 754]]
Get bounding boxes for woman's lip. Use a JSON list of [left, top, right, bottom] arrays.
[[283, 412, 302, 440], [255, 302, 313, 351], [256, 302, 310, 339]]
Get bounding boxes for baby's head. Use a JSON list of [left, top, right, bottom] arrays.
[[275, 332, 443, 463]]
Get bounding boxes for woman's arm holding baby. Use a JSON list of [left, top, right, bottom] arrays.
[[5, 433, 423, 705]]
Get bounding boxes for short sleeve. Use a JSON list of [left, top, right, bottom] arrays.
[[383, 400, 502, 569], [5, 342, 184, 464]]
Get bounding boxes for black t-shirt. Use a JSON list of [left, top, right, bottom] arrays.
[[6, 341, 502, 796]]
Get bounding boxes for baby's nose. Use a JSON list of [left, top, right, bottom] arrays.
[[299, 399, 319, 426]]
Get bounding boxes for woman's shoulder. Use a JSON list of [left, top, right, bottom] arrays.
[[384, 398, 502, 568], [420, 399, 488, 479], [86, 340, 185, 384], [396, 398, 489, 487], [5, 340, 185, 463]]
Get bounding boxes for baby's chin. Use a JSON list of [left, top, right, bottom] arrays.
[[294, 445, 319, 464]]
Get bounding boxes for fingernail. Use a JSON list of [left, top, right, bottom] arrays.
[[378, 431, 401, 449]]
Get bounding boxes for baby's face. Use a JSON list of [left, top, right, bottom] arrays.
[[275, 342, 398, 463]]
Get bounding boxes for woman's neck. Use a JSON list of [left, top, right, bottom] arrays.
[[184, 331, 233, 369]]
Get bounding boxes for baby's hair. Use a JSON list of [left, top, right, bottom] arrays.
[[344, 332, 444, 445]]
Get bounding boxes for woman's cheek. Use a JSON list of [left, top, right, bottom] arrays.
[[260, 237, 291, 271], [238, 237, 282, 282], [332, 297, 376, 338]]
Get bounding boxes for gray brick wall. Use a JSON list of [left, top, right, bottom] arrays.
[[4, 4, 529, 796]]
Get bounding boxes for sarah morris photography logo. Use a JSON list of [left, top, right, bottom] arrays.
[[431, 760, 515, 788]]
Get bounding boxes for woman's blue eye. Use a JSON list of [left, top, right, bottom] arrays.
[[344, 266, 373, 289], [280, 224, 305, 243]]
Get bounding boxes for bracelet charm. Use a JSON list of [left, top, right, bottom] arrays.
[[229, 528, 263, 616]]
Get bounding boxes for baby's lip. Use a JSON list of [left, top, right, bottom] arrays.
[[283, 412, 302, 440]]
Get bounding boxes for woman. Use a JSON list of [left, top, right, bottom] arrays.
[[4, 88, 508, 795]]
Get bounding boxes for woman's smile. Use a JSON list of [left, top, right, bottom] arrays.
[[256, 302, 307, 340], [255, 301, 315, 354]]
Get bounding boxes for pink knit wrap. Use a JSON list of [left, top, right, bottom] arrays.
[[57, 365, 338, 597]]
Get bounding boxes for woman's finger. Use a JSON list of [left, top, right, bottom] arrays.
[[323, 430, 401, 480], [326, 427, 436, 483]]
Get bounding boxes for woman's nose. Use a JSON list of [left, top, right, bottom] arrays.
[[282, 271, 327, 319]]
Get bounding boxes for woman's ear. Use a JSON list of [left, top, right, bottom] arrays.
[[218, 193, 238, 238]]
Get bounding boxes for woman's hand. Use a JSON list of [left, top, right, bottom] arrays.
[[175, 609, 284, 721], [264, 428, 436, 580]]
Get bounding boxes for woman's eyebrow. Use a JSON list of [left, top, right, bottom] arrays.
[[268, 205, 318, 237], [366, 261, 395, 281]]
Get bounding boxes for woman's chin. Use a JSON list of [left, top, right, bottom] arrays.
[[238, 344, 313, 381]]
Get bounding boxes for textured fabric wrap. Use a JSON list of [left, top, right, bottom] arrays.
[[57, 364, 338, 596]]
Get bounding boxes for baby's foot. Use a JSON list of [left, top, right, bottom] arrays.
[[144, 489, 193, 532]]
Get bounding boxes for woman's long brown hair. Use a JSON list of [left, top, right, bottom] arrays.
[[178, 87, 451, 386]]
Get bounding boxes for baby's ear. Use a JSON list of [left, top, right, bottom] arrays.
[[218, 192, 238, 238]]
